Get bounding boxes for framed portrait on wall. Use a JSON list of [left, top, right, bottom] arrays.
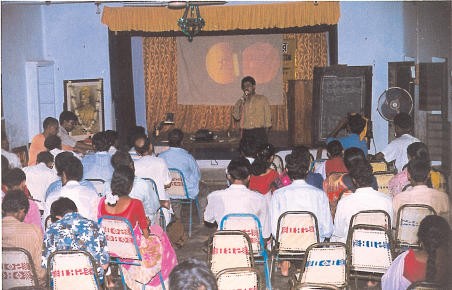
[[64, 78, 104, 138]]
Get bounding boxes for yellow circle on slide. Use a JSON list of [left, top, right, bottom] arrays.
[[205, 42, 236, 84]]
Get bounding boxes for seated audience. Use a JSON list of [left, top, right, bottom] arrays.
[[58, 110, 93, 153], [45, 151, 96, 201], [22, 151, 58, 210], [270, 151, 333, 276], [82, 131, 114, 181], [103, 151, 160, 223], [393, 159, 449, 224], [3, 168, 43, 232], [331, 156, 393, 243], [292, 145, 323, 189], [1, 130, 22, 168], [105, 129, 119, 155], [327, 113, 368, 156], [249, 143, 279, 195], [28, 117, 59, 166], [159, 129, 201, 217], [169, 258, 217, 290], [324, 140, 348, 177], [323, 147, 378, 218], [2, 190, 45, 285], [42, 197, 109, 282], [44, 155, 99, 222], [373, 112, 419, 173], [204, 157, 270, 239], [98, 166, 177, 289], [382, 215, 450, 289]]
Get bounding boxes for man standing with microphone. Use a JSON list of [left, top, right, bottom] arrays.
[[232, 76, 272, 144]]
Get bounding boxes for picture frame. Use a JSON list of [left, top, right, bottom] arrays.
[[64, 78, 104, 139]]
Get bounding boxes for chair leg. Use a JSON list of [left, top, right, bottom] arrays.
[[262, 254, 272, 290], [195, 197, 202, 224], [269, 255, 275, 281], [189, 201, 193, 238], [158, 271, 166, 290]]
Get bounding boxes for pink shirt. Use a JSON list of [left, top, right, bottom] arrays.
[[24, 199, 44, 235]]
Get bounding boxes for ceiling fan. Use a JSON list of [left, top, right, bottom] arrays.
[[123, 1, 227, 9]]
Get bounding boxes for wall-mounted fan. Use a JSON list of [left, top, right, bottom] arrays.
[[377, 87, 413, 121]]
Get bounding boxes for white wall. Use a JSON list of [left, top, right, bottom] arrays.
[[2, 4, 45, 148]]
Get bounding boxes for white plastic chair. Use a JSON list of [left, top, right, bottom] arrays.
[[216, 267, 261, 290], [349, 210, 391, 230], [142, 177, 167, 230], [166, 168, 202, 237], [47, 250, 101, 290], [395, 204, 436, 251], [208, 230, 254, 275], [85, 178, 105, 197], [220, 213, 272, 289], [271, 211, 320, 279], [2, 247, 42, 290]]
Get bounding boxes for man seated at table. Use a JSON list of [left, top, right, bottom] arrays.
[[58, 110, 93, 153], [28, 117, 59, 166], [204, 157, 270, 239]]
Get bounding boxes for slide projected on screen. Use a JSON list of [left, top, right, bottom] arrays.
[[177, 34, 283, 105]]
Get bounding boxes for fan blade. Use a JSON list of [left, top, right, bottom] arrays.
[[168, 0, 227, 9], [379, 102, 398, 121], [397, 92, 414, 114]]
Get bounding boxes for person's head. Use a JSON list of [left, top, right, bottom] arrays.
[[2, 155, 10, 179], [348, 158, 373, 188], [43, 117, 59, 136], [393, 112, 413, 136], [61, 156, 83, 183], [37, 151, 54, 169], [241, 76, 256, 96], [343, 147, 366, 170], [417, 215, 451, 282], [127, 126, 146, 148], [168, 129, 184, 147], [111, 150, 134, 170], [105, 130, 119, 149], [59, 111, 78, 132], [292, 145, 314, 167], [326, 140, 344, 158], [407, 159, 431, 184], [407, 142, 430, 162], [285, 151, 310, 180], [1, 130, 9, 150], [347, 113, 366, 135], [2, 190, 30, 221], [131, 132, 147, 152], [135, 137, 153, 156], [251, 143, 275, 176], [44, 135, 62, 151], [110, 165, 134, 197], [169, 258, 218, 290], [3, 168, 26, 191], [54, 151, 74, 177], [239, 135, 260, 159], [226, 157, 251, 185], [92, 131, 109, 152], [50, 197, 78, 223]]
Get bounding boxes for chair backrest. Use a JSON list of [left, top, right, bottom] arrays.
[[2, 247, 39, 290], [208, 230, 254, 275], [167, 168, 190, 199], [374, 172, 395, 194], [350, 210, 391, 230], [47, 250, 101, 290], [216, 267, 261, 290], [407, 281, 447, 290], [275, 211, 320, 254], [347, 224, 393, 274], [395, 204, 437, 248], [299, 242, 347, 288], [370, 161, 389, 173], [85, 178, 105, 197], [98, 216, 142, 261], [294, 282, 340, 290], [143, 177, 160, 198], [219, 213, 265, 256], [271, 154, 284, 174]]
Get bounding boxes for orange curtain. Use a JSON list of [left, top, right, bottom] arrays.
[[103, 2, 340, 32], [144, 33, 328, 134]]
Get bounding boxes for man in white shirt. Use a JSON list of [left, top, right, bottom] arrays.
[[204, 157, 270, 239], [271, 151, 333, 241], [22, 151, 59, 210], [331, 159, 393, 243], [58, 111, 93, 154], [1, 131, 22, 168], [374, 113, 419, 172], [44, 155, 99, 222]]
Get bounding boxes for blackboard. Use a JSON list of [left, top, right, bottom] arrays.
[[312, 65, 372, 142]]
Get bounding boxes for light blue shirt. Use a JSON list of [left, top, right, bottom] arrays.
[[159, 147, 201, 199], [327, 133, 368, 156], [103, 177, 160, 220], [81, 151, 114, 181], [45, 179, 96, 201], [271, 179, 333, 241]]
